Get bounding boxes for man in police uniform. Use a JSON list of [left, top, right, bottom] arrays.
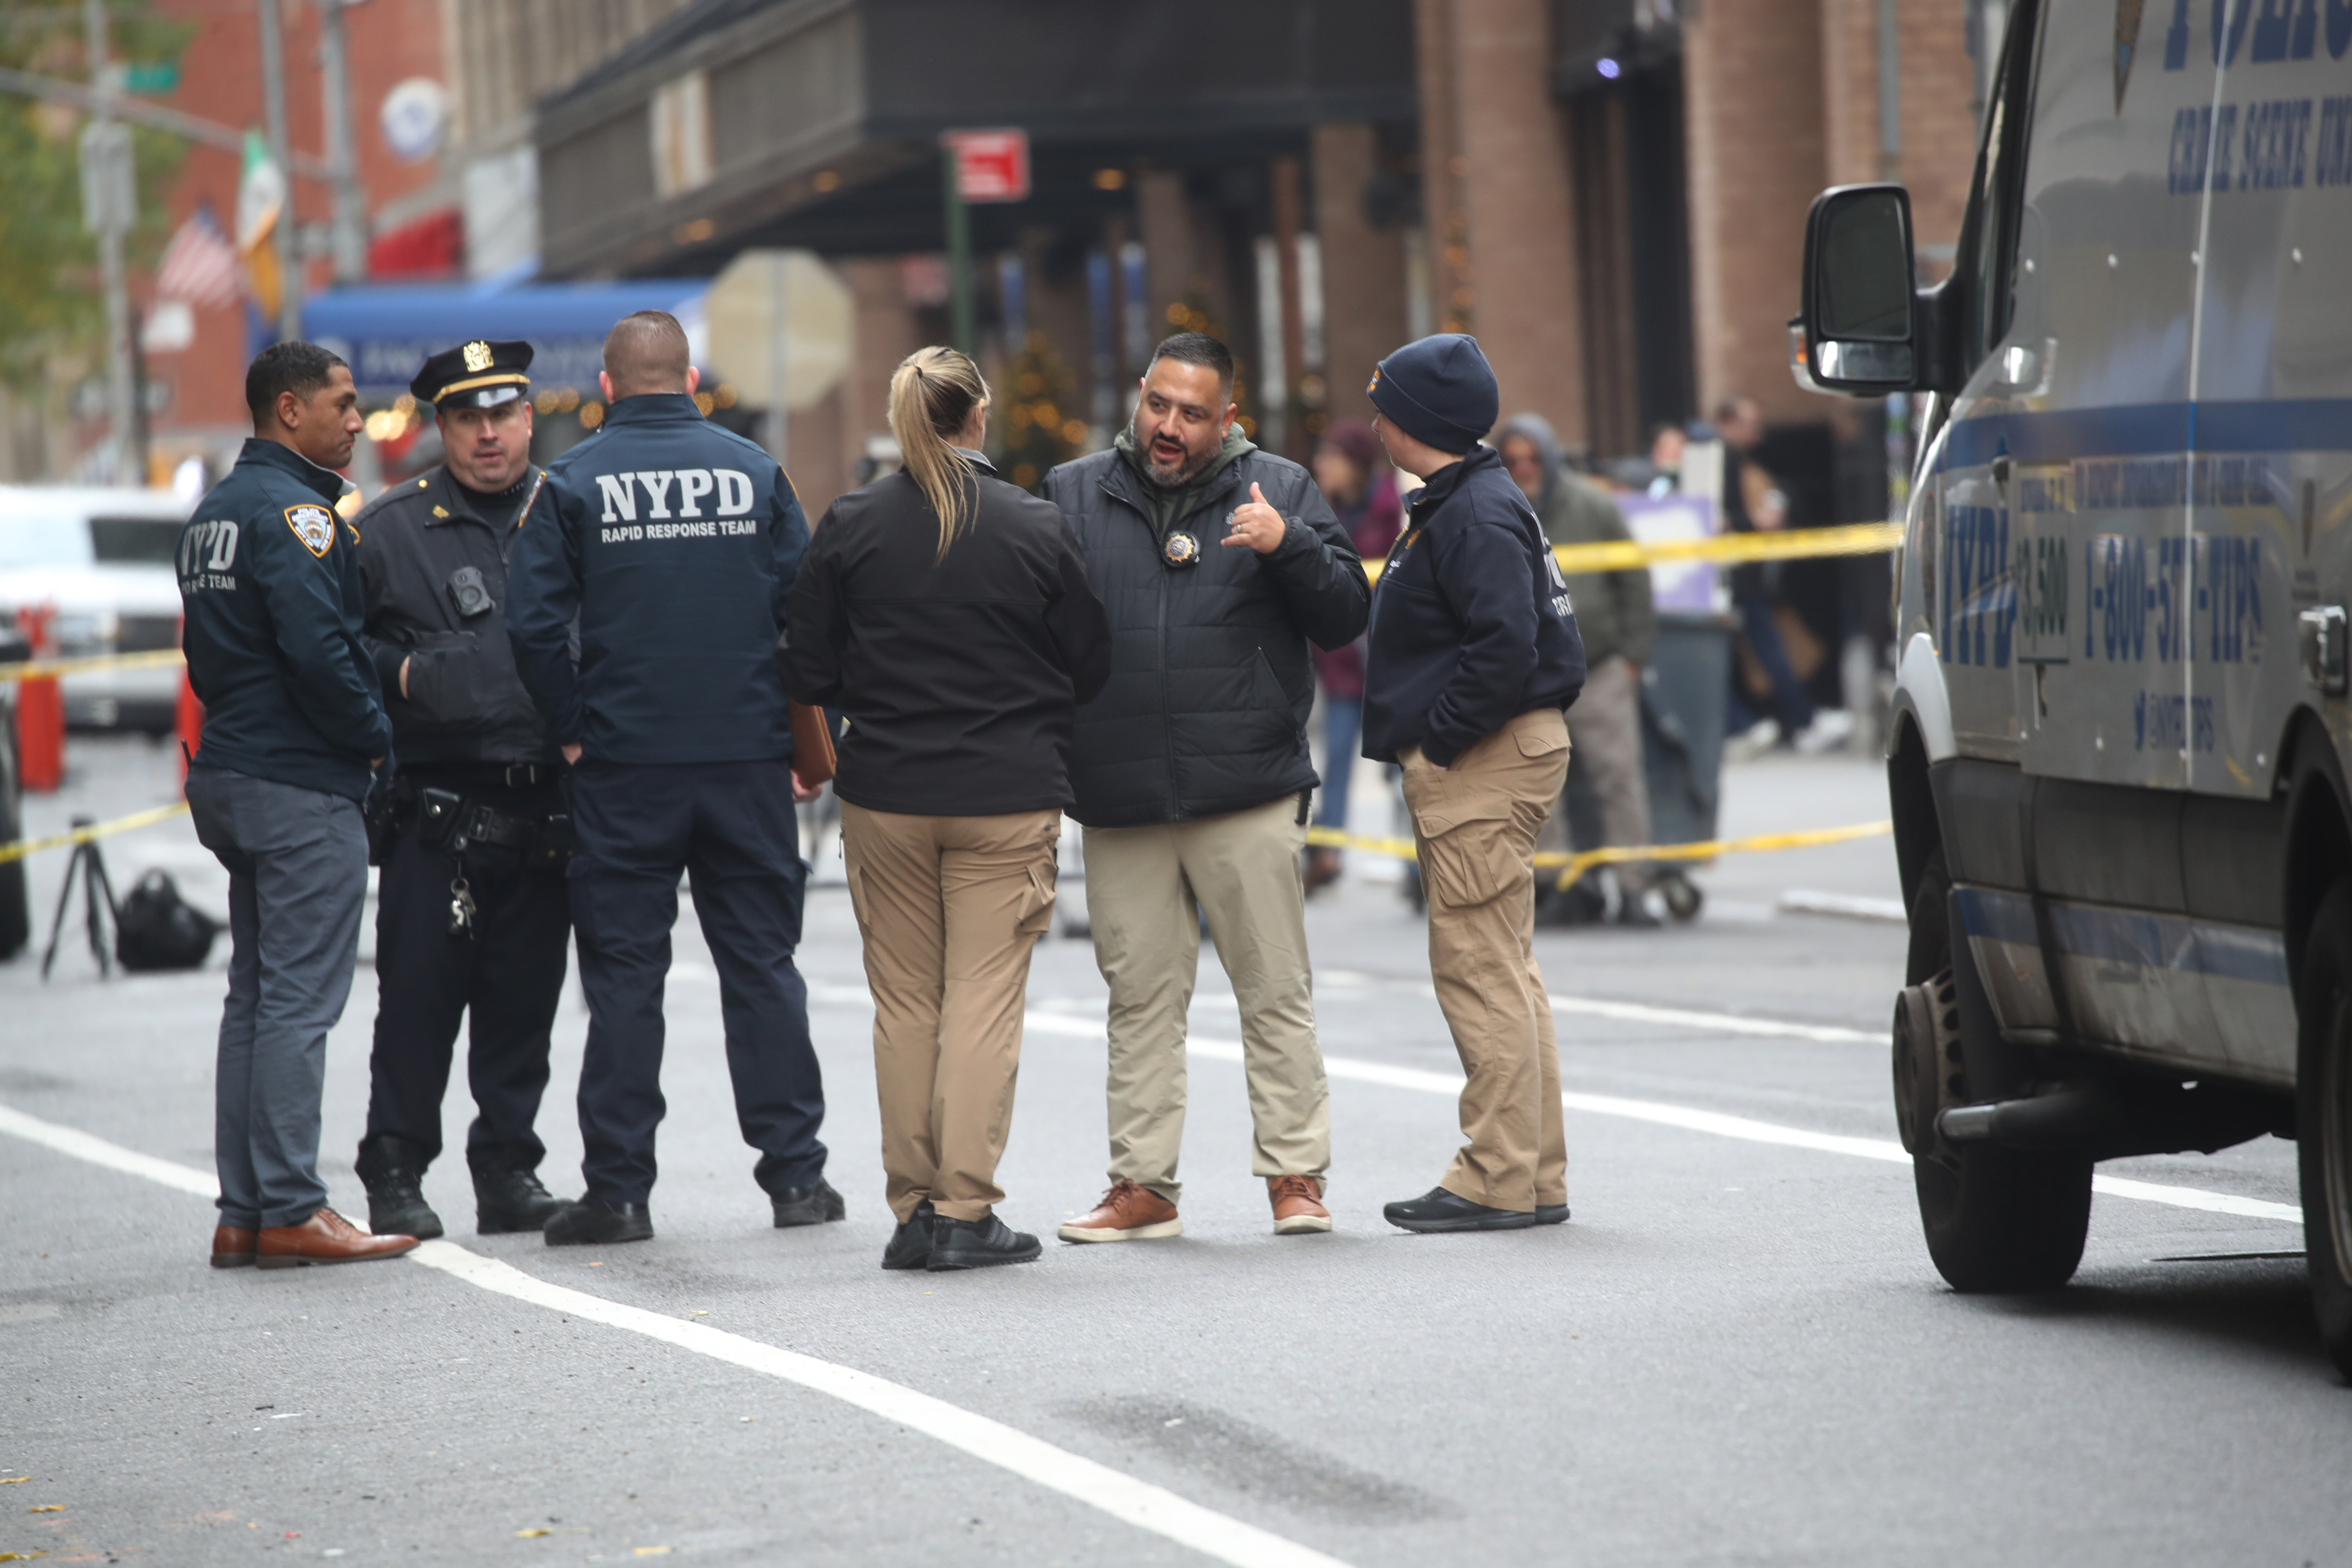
[[349, 340, 572, 1241], [181, 340, 416, 1270], [506, 309, 837, 1246]]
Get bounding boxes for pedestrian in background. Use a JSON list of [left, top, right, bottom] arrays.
[[349, 339, 570, 1243], [506, 310, 836, 1248], [1718, 397, 1849, 754], [784, 346, 1111, 1272], [1360, 334, 1586, 1233], [1043, 333, 1368, 1243], [178, 342, 415, 1271], [1303, 419, 1403, 892], [1497, 414, 1658, 928]]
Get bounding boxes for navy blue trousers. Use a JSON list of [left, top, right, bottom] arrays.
[[566, 758, 826, 1206]]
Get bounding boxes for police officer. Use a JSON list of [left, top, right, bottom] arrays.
[[505, 309, 836, 1246], [1358, 334, 1587, 1233], [180, 341, 416, 1271], [349, 340, 572, 1241]]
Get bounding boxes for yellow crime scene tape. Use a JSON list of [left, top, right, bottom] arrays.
[[0, 801, 191, 867], [0, 521, 1904, 683], [0, 648, 187, 681], [1306, 819, 1894, 891]]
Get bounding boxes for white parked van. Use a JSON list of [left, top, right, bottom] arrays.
[[1796, 0, 2352, 1370], [0, 486, 191, 735]]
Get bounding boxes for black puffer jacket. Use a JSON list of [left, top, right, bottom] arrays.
[[1041, 442, 1368, 827]]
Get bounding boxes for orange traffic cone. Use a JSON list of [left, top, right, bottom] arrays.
[[175, 637, 203, 785], [16, 602, 63, 793]]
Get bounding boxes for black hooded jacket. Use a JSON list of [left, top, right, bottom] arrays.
[[1041, 441, 1368, 828]]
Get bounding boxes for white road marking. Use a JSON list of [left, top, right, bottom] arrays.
[[1020, 1009, 2303, 1225], [0, 1099, 1354, 1568]]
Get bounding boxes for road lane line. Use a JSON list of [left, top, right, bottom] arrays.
[[0, 1102, 214, 1197], [1019, 1013, 2303, 1225], [0, 1098, 1355, 1568], [405, 1243, 1354, 1568]]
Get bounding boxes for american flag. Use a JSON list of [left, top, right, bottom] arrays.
[[155, 206, 243, 310]]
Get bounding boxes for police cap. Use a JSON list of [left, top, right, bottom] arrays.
[[411, 339, 534, 409]]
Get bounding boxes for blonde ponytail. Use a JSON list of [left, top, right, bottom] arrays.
[[887, 346, 991, 561]]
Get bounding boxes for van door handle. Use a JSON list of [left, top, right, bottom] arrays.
[[1991, 455, 2011, 489]]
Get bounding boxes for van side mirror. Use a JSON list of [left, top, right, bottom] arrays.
[[1799, 184, 1920, 395]]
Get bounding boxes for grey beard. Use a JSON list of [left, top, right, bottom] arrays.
[[1145, 448, 1207, 488]]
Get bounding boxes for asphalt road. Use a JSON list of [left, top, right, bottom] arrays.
[[2, 738, 2342, 1567]]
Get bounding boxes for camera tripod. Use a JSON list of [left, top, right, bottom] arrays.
[[40, 817, 119, 981]]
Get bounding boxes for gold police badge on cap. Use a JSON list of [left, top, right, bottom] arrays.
[[1163, 530, 1201, 568], [462, 340, 493, 372]]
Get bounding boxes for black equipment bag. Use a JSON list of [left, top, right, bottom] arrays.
[[114, 870, 221, 973]]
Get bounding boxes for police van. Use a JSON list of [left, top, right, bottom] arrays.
[[1792, 0, 2352, 1369]]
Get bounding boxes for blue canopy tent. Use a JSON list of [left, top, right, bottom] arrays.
[[304, 276, 712, 401]]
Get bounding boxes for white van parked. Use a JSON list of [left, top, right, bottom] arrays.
[[0, 486, 191, 735], [1796, 0, 2352, 1371]]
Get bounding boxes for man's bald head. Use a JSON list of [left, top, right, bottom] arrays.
[[602, 311, 693, 398]]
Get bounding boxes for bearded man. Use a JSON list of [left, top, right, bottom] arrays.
[[1040, 332, 1368, 1243]]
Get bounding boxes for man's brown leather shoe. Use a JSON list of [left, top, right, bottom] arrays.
[[211, 1225, 257, 1268], [1057, 1179, 1182, 1243], [1269, 1174, 1332, 1234], [257, 1208, 419, 1270]]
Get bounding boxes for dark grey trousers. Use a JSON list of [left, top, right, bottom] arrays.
[[187, 766, 369, 1229]]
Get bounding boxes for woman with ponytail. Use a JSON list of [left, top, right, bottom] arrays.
[[781, 346, 1111, 1272]]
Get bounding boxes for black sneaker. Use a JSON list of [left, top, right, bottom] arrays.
[[355, 1136, 443, 1241], [771, 1178, 847, 1228], [881, 1201, 936, 1271], [543, 1198, 653, 1246], [926, 1213, 1042, 1271], [1534, 1203, 1571, 1225], [1381, 1186, 1541, 1233], [474, 1166, 566, 1234]]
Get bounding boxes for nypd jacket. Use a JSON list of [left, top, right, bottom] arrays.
[[1361, 445, 1586, 767], [178, 438, 393, 802], [505, 394, 809, 766], [782, 452, 1112, 817], [1040, 441, 1367, 828], [354, 464, 551, 769]]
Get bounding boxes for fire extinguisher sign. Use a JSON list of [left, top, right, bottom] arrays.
[[943, 129, 1031, 203]]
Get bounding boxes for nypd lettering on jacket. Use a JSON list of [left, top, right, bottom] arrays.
[[505, 392, 810, 767]]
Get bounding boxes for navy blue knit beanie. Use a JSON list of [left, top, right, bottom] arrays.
[[1366, 334, 1498, 454]]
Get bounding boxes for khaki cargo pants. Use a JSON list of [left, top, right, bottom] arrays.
[[841, 803, 1060, 1224], [1401, 707, 1572, 1212], [1083, 794, 1330, 1203]]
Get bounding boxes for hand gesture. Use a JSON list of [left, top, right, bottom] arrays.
[[1222, 482, 1287, 554]]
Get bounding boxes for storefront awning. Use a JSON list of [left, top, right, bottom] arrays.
[[305, 276, 711, 399]]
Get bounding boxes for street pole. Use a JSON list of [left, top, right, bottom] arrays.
[[942, 141, 973, 357], [257, 0, 303, 340], [83, 0, 138, 485], [766, 254, 790, 470], [317, 0, 368, 284]]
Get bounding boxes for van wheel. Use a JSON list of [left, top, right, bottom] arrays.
[[2294, 885, 2352, 1379], [1902, 851, 2091, 1292]]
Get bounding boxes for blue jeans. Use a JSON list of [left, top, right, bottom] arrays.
[[1736, 597, 1816, 734], [186, 766, 370, 1230], [1317, 696, 1364, 829]]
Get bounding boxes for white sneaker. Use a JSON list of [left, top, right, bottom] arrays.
[[1794, 710, 1856, 755], [1724, 718, 1781, 762]]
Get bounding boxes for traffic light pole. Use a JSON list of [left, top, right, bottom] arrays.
[[317, 0, 369, 285], [257, 0, 303, 341], [83, 0, 138, 484]]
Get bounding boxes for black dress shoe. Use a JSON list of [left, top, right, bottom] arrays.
[[881, 1201, 936, 1271], [1534, 1203, 1571, 1225], [355, 1136, 444, 1241], [926, 1213, 1042, 1271], [771, 1178, 847, 1228], [475, 1167, 567, 1234], [1382, 1186, 1540, 1233], [543, 1198, 653, 1246]]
